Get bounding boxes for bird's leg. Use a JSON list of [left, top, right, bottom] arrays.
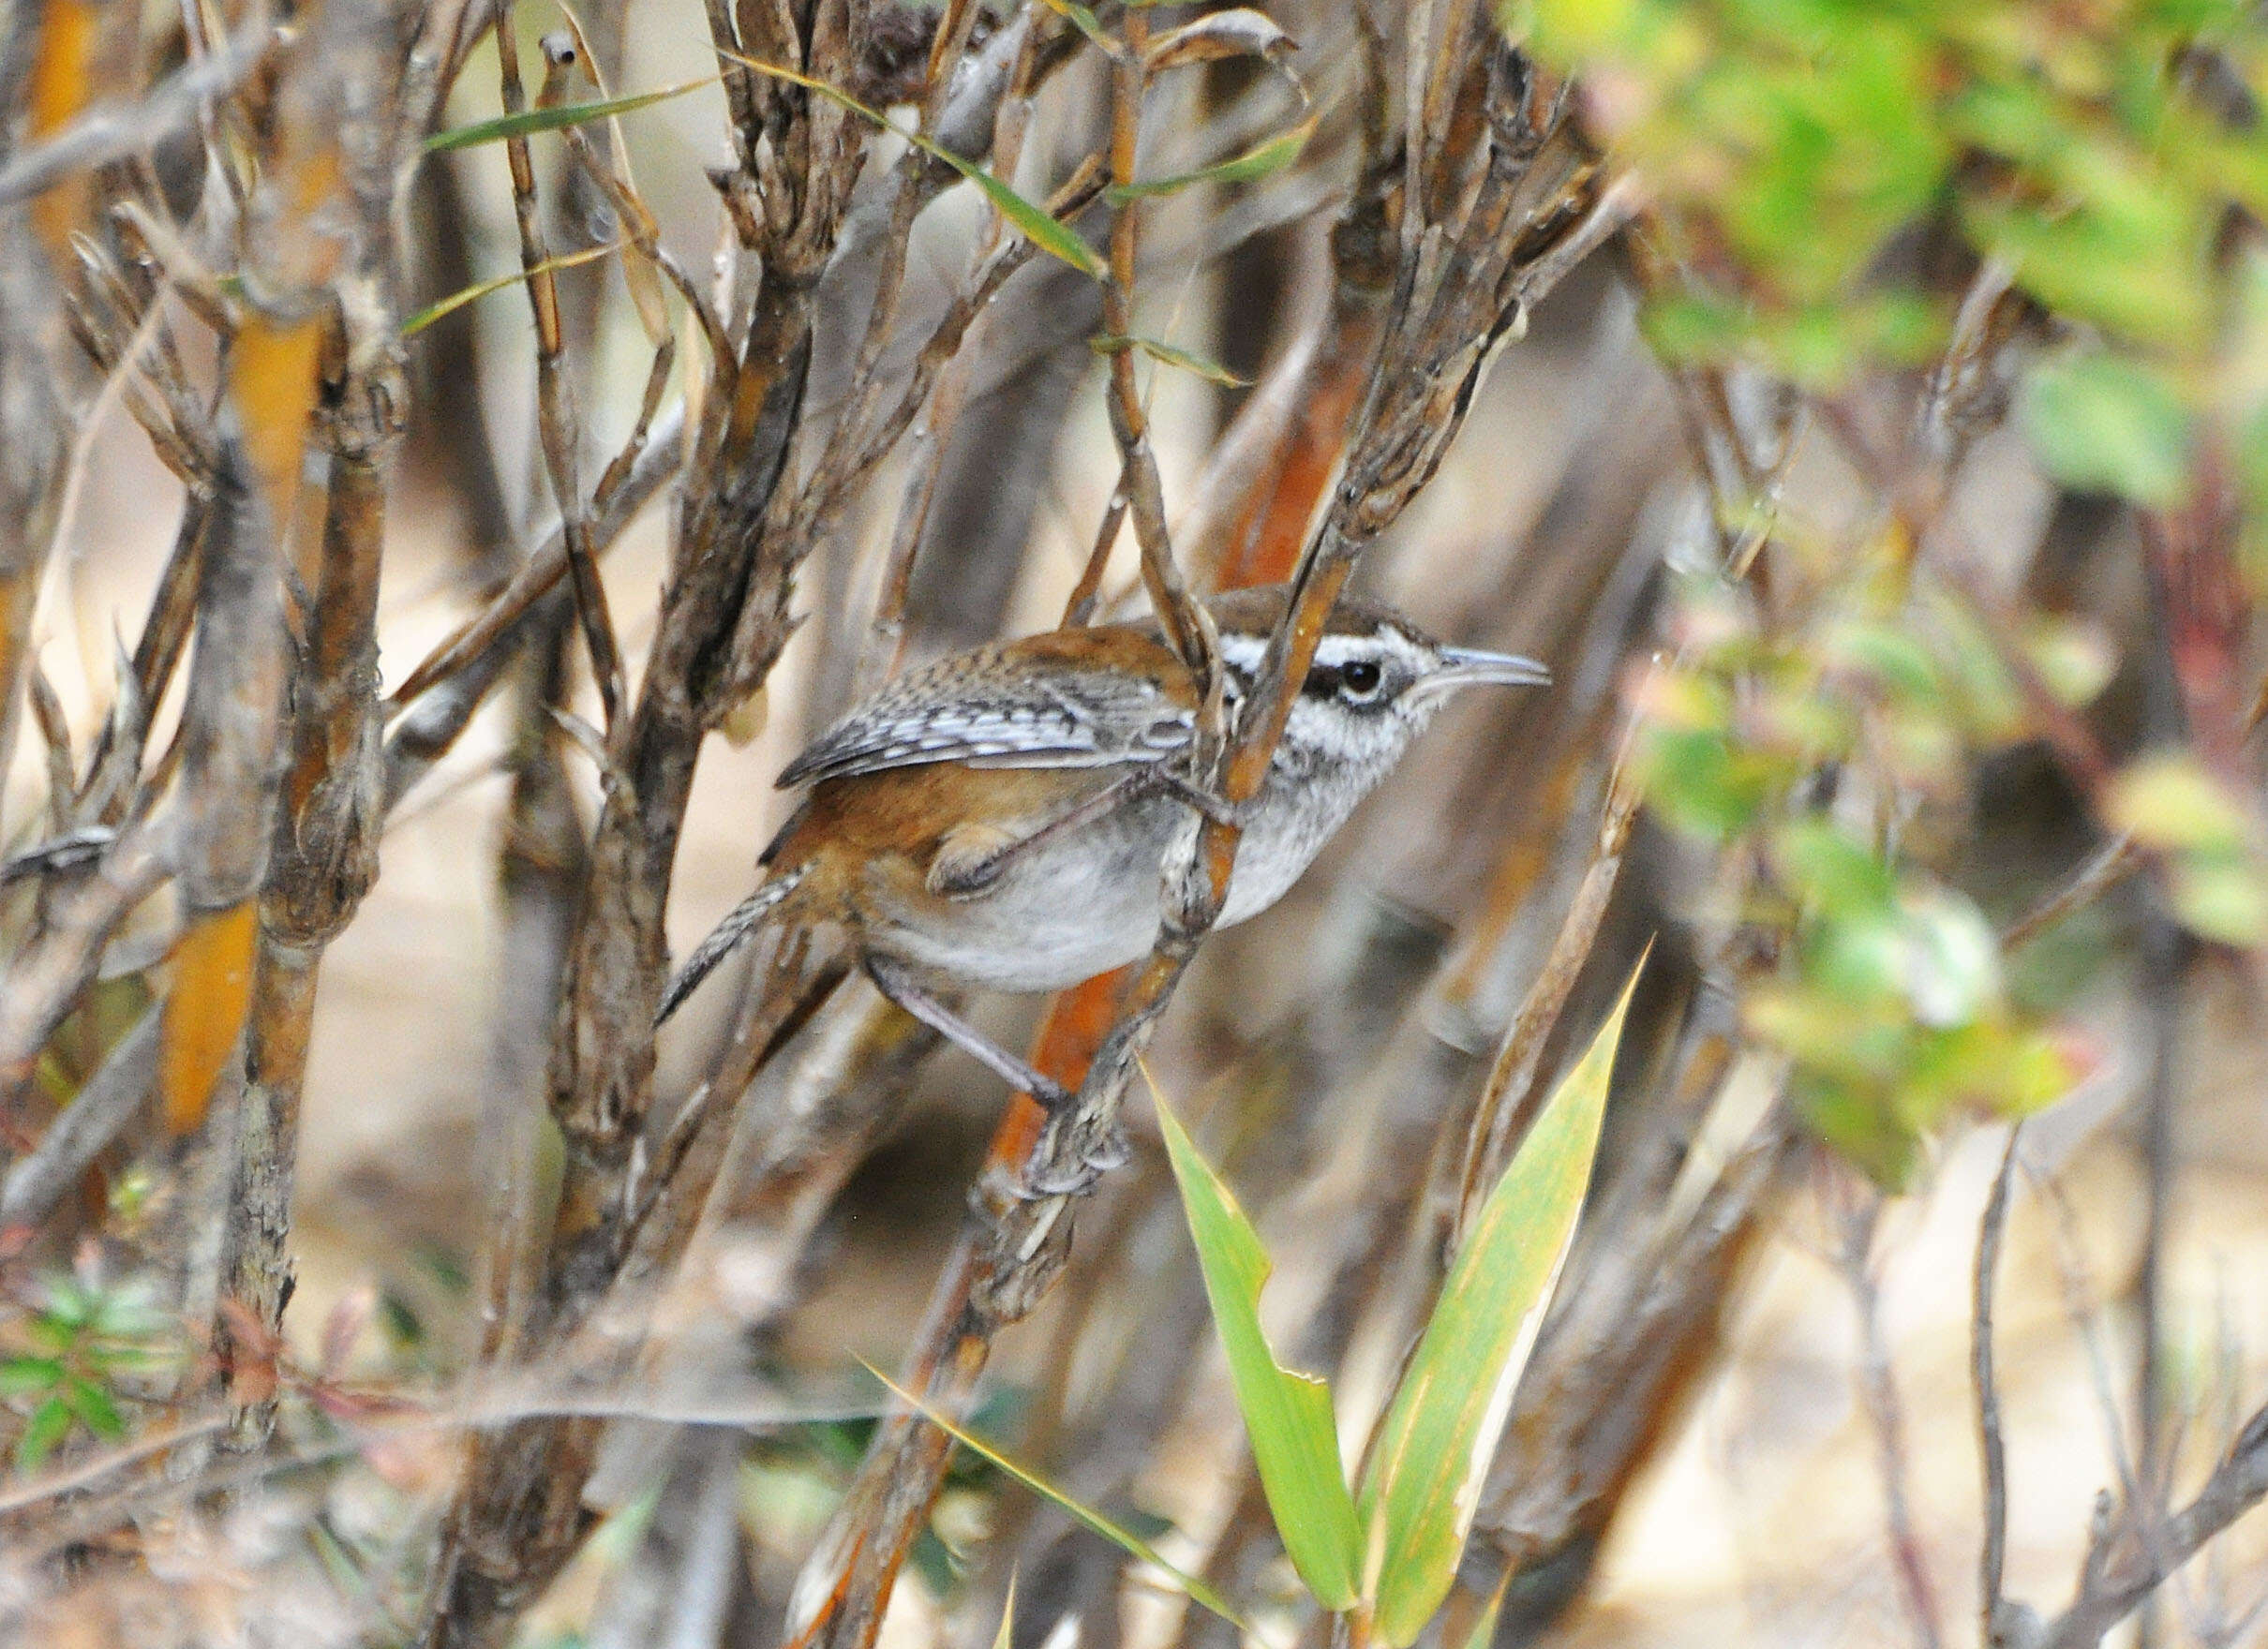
[[1155, 765, 1245, 827], [863, 955, 1075, 1109]]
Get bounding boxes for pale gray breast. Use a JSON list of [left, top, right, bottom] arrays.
[[863, 789, 1186, 992]]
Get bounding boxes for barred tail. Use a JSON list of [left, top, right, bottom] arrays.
[[656, 869, 805, 1027]]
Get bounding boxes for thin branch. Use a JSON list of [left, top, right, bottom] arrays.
[[0, 1003, 158, 1239], [2003, 836, 2139, 950], [1100, 7, 1208, 676], [1840, 1190, 1947, 1649], [381, 399, 683, 750], [1977, 1127, 2022, 1644], [493, 0, 626, 734], [2031, 1400, 2268, 1649], [1451, 765, 1640, 1244]]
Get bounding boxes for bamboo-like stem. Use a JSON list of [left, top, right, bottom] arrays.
[[493, 0, 626, 735]]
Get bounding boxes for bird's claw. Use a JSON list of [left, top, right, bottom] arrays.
[[1081, 1125, 1132, 1175], [1018, 1160, 1097, 1198], [1011, 1124, 1130, 1199]]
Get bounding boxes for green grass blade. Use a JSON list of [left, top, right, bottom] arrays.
[[1154, 1083, 1363, 1612], [1456, 1575, 1511, 1649], [14, 1394, 72, 1473], [862, 1362, 1247, 1628], [1357, 960, 1639, 1646], [715, 49, 1107, 279], [400, 242, 621, 337], [992, 1572, 1017, 1649], [1091, 334, 1252, 387], [1107, 111, 1316, 201], [424, 76, 717, 153]]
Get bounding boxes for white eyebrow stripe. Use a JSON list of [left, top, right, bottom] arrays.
[[1216, 634, 1267, 676], [1312, 631, 1410, 668], [1211, 629, 1416, 680]]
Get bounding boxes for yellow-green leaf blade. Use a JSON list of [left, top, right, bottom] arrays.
[[401, 241, 621, 337], [1107, 111, 1316, 201], [863, 1363, 1246, 1628], [424, 76, 717, 152], [1357, 961, 1638, 1646], [1156, 1087, 1363, 1611], [1091, 334, 1252, 387], [716, 50, 1107, 280]]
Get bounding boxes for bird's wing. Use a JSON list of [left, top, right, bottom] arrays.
[[777, 657, 1193, 788]]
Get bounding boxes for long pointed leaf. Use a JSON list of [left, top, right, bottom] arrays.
[[1155, 1083, 1363, 1611], [1107, 111, 1316, 201], [424, 76, 717, 153], [400, 241, 622, 337], [862, 1363, 1246, 1627], [992, 1572, 1018, 1649], [1091, 334, 1252, 387], [714, 49, 1107, 279], [1357, 960, 1640, 1646]]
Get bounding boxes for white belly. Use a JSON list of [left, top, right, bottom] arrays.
[[863, 784, 1323, 993]]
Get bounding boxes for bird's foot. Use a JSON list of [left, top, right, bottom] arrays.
[[1012, 1122, 1130, 1198]]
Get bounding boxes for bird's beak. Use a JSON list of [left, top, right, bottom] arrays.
[[1424, 646, 1552, 694]]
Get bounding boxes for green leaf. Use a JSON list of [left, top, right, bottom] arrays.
[[1155, 1083, 1364, 1612], [62, 1375, 124, 1440], [0, 1358, 62, 1398], [400, 241, 622, 337], [1457, 1575, 1513, 1649], [2125, 755, 2268, 943], [1090, 334, 1252, 387], [716, 50, 1107, 279], [992, 1572, 1018, 1649], [1896, 885, 2001, 1030], [1774, 819, 1896, 916], [424, 75, 718, 153], [2022, 617, 2117, 709], [1357, 962, 1634, 1646], [2107, 752, 2254, 855], [2020, 352, 2197, 508], [41, 1276, 93, 1328], [1108, 111, 1317, 201], [863, 1362, 1247, 1627], [15, 1394, 72, 1473], [2166, 856, 2268, 947]]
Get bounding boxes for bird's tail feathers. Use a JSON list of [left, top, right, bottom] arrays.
[[656, 869, 806, 1027]]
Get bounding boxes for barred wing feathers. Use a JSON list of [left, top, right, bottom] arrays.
[[778, 650, 1192, 788]]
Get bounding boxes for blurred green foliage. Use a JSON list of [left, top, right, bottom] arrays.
[[1511, 0, 2266, 414], [1, 1269, 173, 1473], [1516, 0, 2268, 1182], [1631, 554, 2098, 1182]]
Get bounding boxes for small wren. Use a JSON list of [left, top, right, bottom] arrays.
[[658, 584, 1547, 1103]]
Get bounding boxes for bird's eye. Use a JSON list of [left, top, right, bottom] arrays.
[[1339, 659, 1383, 698]]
